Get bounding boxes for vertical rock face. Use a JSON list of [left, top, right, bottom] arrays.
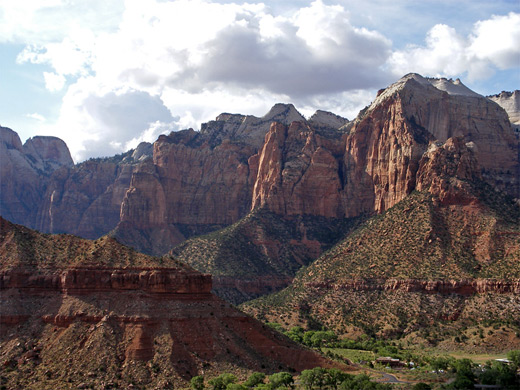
[[341, 74, 519, 217], [368, 74, 518, 197], [35, 143, 152, 239], [37, 159, 134, 238], [116, 129, 256, 254], [488, 90, 520, 127], [115, 105, 308, 254], [250, 74, 518, 221], [251, 121, 346, 218], [0, 127, 73, 228], [343, 92, 431, 216]]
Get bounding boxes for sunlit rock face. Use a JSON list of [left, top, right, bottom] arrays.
[[488, 90, 520, 127], [1, 75, 518, 260], [251, 74, 518, 220], [115, 104, 309, 254]]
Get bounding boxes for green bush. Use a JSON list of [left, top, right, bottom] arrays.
[[191, 375, 205, 390], [209, 373, 237, 390], [268, 372, 294, 389], [244, 372, 266, 388]]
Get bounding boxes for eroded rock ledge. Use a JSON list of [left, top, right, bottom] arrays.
[[0, 267, 212, 294], [306, 279, 520, 294]]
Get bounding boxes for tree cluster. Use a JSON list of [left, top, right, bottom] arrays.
[[190, 368, 392, 390]]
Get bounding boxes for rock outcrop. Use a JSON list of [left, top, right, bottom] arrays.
[[251, 121, 346, 218], [0, 267, 212, 294], [0, 127, 73, 228], [22, 136, 73, 173], [1, 75, 518, 306], [308, 110, 349, 129], [3, 76, 517, 252], [250, 74, 518, 222], [36, 158, 136, 239], [0, 218, 341, 389], [306, 278, 520, 295], [343, 74, 518, 216], [115, 104, 308, 254], [488, 90, 520, 127]]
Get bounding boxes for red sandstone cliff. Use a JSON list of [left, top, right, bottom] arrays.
[[1, 75, 518, 305], [250, 74, 518, 221], [251, 121, 346, 218], [0, 218, 340, 388], [115, 105, 308, 254], [3, 76, 516, 255]]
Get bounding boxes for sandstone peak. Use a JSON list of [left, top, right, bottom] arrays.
[[261, 103, 305, 124], [199, 104, 306, 150], [0, 126, 23, 151], [488, 90, 520, 125], [23, 135, 74, 171], [427, 77, 482, 97], [130, 141, 153, 161], [369, 73, 482, 113], [309, 110, 349, 129]]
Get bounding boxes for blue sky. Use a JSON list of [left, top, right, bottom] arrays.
[[1, 0, 519, 161]]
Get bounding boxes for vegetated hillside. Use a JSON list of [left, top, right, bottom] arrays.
[[241, 185, 520, 353], [171, 208, 362, 303], [301, 187, 520, 282], [0, 216, 175, 269], [0, 217, 343, 390]]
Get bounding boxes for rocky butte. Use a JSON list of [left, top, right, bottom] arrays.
[[0, 217, 341, 389]]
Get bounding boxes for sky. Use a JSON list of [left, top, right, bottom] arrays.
[[1, 0, 519, 162]]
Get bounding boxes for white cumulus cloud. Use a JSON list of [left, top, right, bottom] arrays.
[[43, 72, 66, 91], [4, 1, 519, 161], [468, 12, 520, 69], [12, 0, 394, 160], [388, 12, 520, 81]]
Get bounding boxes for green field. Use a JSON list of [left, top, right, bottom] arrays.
[[322, 348, 376, 364], [439, 351, 507, 365]]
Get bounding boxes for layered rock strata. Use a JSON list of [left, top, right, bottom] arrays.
[[1, 266, 337, 387], [250, 74, 518, 221], [0, 220, 340, 389], [306, 278, 520, 295], [1, 75, 518, 305]]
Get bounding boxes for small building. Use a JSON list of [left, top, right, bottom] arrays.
[[494, 358, 512, 365], [374, 357, 405, 368]]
